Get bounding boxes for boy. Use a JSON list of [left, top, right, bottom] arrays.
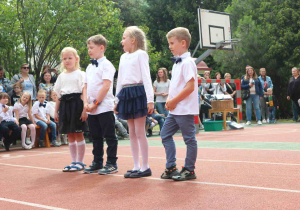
[[82, 34, 118, 175], [160, 27, 199, 181], [32, 90, 59, 147], [266, 88, 279, 123], [11, 83, 23, 106]]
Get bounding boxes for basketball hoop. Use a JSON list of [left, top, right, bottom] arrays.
[[216, 39, 241, 49]]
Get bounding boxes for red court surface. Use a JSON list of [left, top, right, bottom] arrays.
[[0, 123, 299, 210]]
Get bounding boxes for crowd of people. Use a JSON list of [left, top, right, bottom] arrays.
[[0, 26, 299, 182]]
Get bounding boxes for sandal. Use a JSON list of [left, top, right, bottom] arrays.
[[62, 162, 76, 172], [69, 162, 86, 172]]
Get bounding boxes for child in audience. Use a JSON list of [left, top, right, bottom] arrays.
[[0, 92, 21, 151], [13, 92, 36, 149], [266, 88, 279, 123], [32, 89, 59, 147], [11, 83, 23, 106]]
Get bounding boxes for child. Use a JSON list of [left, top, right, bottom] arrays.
[[54, 47, 87, 172], [13, 92, 36, 149], [115, 26, 154, 178], [82, 34, 118, 175], [11, 83, 23, 106], [0, 92, 21, 151], [266, 88, 279, 123], [160, 27, 199, 181], [32, 89, 59, 147]]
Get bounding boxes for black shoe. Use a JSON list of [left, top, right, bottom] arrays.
[[98, 164, 118, 175], [129, 168, 152, 178], [124, 170, 139, 178], [161, 165, 180, 179], [4, 139, 10, 151], [83, 161, 103, 174], [172, 167, 196, 181]]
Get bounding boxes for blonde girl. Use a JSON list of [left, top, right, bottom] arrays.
[[13, 92, 36, 149], [115, 26, 154, 178], [54, 47, 87, 172]]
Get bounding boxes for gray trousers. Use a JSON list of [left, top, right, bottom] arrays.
[[115, 118, 128, 136], [260, 97, 269, 120], [160, 114, 197, 171]]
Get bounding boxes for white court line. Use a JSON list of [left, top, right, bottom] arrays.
[[0, 162, 299, 194], [0, 197, 68, 210]]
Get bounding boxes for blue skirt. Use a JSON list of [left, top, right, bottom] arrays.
[[116, 84, 147, 120]]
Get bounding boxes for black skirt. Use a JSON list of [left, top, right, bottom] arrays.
[[116, 84, 148, 120], [19, 117, 33, 125], [59, 93, 87, 134]]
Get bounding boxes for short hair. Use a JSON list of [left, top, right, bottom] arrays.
[[13, 83, 23, 90], [21, 63, 29, 68], [125, 26, 147, 51], [267, 88, 272, 92], [87, 34, 107, 49], [260, 68, 266, 72], [292, 67, 299, 72], [60, 47, 80, 72], [0, 92, 9, 100], [224, 73, 231, 78], [37, 89, 47, 97], [166, 27, 191, 49]]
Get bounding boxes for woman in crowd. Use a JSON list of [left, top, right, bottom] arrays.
[[39, 70, 55, 101], [287, 67, 300, 121], [213, 72, 226, 95], [201, 71, 214, 95], [11, 63, 37, 101], [241, 67, 263, 125], [258, 68, 273, 123]]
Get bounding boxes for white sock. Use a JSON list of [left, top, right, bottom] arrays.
[[68, 142, 77, 164], [134, 117, 149, 171], [76, 140, 86, 164], [21, 125, 27, 148], [28, 124, 36, 147], [128, 120, 140, 170]]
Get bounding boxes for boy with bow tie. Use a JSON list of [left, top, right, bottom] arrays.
[[32, 89, 59, 147]]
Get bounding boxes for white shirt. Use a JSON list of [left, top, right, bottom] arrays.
[[47, 101, 56, 119], [84, 57, 115, 115], [115, 50, 154, 103], [153, 79, 170, 102], [54, 69, 85, 98], [169, 52, 199, 115], [13, 102, 29, 119], [0, 104, 16, 122], [213, 83, 227, 95], [32, 101, 49, 123]]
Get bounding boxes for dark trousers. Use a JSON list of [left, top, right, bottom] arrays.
[[88, 111, 118, 165], [0, 121, 21, 145]]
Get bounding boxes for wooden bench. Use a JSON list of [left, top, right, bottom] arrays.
[[209, 108, 240, 130], [34, 125, 51, 147]]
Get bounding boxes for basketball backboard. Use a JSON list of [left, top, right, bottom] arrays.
[[198, 8, 232, 50]]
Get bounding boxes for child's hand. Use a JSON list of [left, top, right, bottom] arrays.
[[46, 120, 51, 124], [80, 111, 88, 122], [266, 102, 269, 104], [166, 99, 177, 111], [15, 120, 19, 126], [84, 103, 89, 111], [162, 93, 168, 97], [147, 103, 154, 114], [54, 113, 59, 123], [87, 103, 97, 112], [114, 104, 118, 114]]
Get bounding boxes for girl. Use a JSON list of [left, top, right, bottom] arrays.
[[11, 83, 23, 106], [54, 47, 87, 172], [39, 70, 55, 101], [14, 92, 36, 149], [213, 72, 226, 95], [153, 68, 170, 117], [0, 92, 21, 151], [115, 26, 154, 178]]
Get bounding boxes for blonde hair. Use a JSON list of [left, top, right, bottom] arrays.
[[60, 47, 80, 72], [18, 92, 32, 110], [156, 68, 168, 82], [166, 27, 191, 49], [244, 67, 258, 80], [124, 26, 147, 51], [292, 67, 299, 74], [49, 89, 57, 102], [224, 73, 231, 78], [37, 89, 47, 97], [267, 88, 272, 93], [87, 34, 107, 49]]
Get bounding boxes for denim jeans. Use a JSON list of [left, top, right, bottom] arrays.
[[160, 114, 197, 171], [153, 114, 165, 131], [292, 101, 299, 121], [156, 102, 169, 117], [246, 94, 261, 121], [260, 97, 269, 120], [269, 107, 276, 122], [36, 120, 56, 141]]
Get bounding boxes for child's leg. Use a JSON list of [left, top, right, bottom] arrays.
[[176, 115, 198, 171], [36, 121, 47, 142], [0, 122, 11, 150], [133, 116, 149, 171], [20, 124, 27, 147], [48, 121, 57, 142], [67, 133, 77, 165], [127, 119, 140, 170], [8, 122, 21, 145], [160, 114, 180, 169], [75, 132, 85, 164], [28, 124, 36, 147]]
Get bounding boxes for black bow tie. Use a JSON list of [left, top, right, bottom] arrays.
[[90, 59, 98, 67], [39, 103, 46, 108], [171, 57, 182, 64], [2, 105, 5, 108]]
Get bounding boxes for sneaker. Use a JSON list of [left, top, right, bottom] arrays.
[[172, 167, 197, 181], [246, 121, 251, 125], [98, 164, 118, 175], [262, 119, 266, 124], [39, 140, 45, 147], [267, 119, 270, 123], [83, 161, 103, 174], [257, 120, 262, 125], [62, 134, 68, 145], [25, 137, 31, 145], [161, 165, 180, 179], [51, 140, 61, 147], [199, 124, 204, 130], [129, 168, 152, 178]]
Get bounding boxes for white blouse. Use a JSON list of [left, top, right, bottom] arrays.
[[115, 50, 154, 103], [0, 105, 16, 122], [54, 69, 85, 98], [13, 102, 29, 118]]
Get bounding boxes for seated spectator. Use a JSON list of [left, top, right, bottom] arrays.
[[39, 70, 55, 101], [11, 83, 23, 106], [114, 113, 129, 139], [0, 66, 13, 94], [213, 72, 226, 95], [201, 71, 214, 95], [145, 109, 166, 136]]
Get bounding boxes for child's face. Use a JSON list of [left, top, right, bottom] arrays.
[[267, 90, 272, 95], [87, 42, 104, 60], [38, 93, 46, 103], [167, 36, 186, 56], [50, 92, 58, 101], [21, 94, 30, 104], [43, 73, 51, 83], [14, 85, 22, 94], [62, 51, 78, 71], [158, 70, 164, 78], [121, 32, 134, 53], [0, 97, 8, 105]]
